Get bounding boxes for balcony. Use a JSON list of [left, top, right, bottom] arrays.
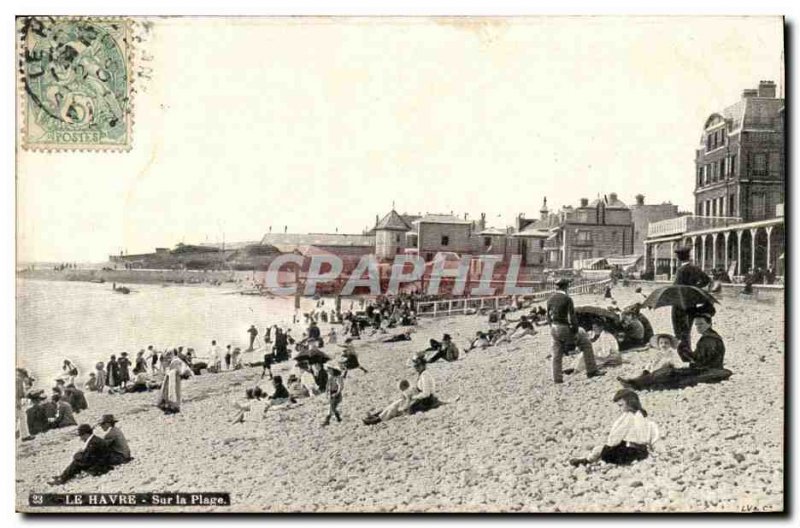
[[647, 215, 742, 238]]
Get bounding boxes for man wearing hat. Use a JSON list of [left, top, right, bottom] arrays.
[[98, 414, 131, 464], [672, 245, 711, 361], [24, 390, 50, 437], [427, 334, 460, 363], [49, 424, 114, 485], [546, 278, 603, 383]]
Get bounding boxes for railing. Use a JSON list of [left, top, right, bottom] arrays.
[[416, 278, 612, 318], [647, 215, 742, 238]]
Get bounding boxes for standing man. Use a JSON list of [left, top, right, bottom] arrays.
[[247, 325, 259, 352], [672, 246, 711, 362], [546, 278, 603, 384]]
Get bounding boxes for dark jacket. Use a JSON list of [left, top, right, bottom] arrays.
[[52, 401, 78, 428], [26, 404, 50, 435], [547, 291, 578, 331], [103, 427, 131, 461], [674, 263, 711, 288], [65, 387, 88, 413], [77, 435, 114, 467], [690, 329, 725, 369]]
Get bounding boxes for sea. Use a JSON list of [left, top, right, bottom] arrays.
[[16, 279, 347, 384]]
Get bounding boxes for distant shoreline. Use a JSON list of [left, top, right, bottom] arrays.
[[16, 268, 254, 288]]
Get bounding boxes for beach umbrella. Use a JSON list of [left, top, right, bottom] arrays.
[[575, 305, 621, 331], [641, 285, 719, 311], [293, 349, 331, 365]]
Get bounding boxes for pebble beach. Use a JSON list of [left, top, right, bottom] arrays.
[[16, 284, 785, 513]]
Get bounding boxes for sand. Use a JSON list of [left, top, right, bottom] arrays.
[[15, 284, 784, 513]]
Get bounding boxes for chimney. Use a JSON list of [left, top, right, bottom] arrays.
[[742, 89, 758, 99], [480, 212, 486, 231], [580, 198, 589, 207], [540, 197, 549, 220], [609, 192, 618, 203], [375, 214, 379, 226], [758, 80, 776, 98], [635, 194, 645, 206], [284, 225, 287, 233], [464, 212, 469, 221]]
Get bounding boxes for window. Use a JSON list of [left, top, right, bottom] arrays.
[[703, 165, 708, 185], [752, 192, 767, 220], [729, 194, 736, 216], [697, 167, 703, 187], [730, 154, 736, 178], [576, 231, 592, 243], [753, 153, 767, 176], [396, 234, 401, 243], [441, 235, 449, 246], [540, 239, 545, 249], [721, 158, 726, 179], [722, 129, 727, 144], [484, 237, 492, 248], [611, 231, 618, 242], [712, 199, 717, 217], [706, 135, 712, 151]]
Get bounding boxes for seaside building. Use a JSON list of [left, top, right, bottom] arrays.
[[540, 193, 636, 269], [628, 194, 680, 257], [644, 81, 786, 278]]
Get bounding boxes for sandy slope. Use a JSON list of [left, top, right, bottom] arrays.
[[16, 285, 784, 512]]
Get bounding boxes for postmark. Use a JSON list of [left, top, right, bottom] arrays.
[[17, 17, 133, 151]]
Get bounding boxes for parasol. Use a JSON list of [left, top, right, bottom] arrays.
[[293, 349, 331, 365], [641, 285, 719, 311], [575, 305, 622, 332]]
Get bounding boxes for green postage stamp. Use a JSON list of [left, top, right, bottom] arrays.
[[17, 17, 133, 151]]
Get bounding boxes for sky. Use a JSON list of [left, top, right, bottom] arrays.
[[16, 16, 784, 263]]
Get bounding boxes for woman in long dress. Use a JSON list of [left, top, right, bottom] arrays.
[[157, 355, 191, 414]]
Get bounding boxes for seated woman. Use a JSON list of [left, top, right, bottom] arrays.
[[124, 371, 152, 393], [618, 314, 731, 391], [231, 387, 267, 424], [617, 310, 651, 351], [569, 388, 659, 466], [286, 374, 310, 399], [407, 355, 439, 414]]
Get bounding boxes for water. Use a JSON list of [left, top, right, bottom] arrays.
[[16, 279, 340, 384]]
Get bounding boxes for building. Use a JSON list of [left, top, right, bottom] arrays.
[[413, 214, 474, 260], [694, 81, 785, 221], [510, 198, 557, 267], [644, 81, 785, 278], [542, 193, 635, 268], [628, 194, 680, 257], [373, 210, 413, 260]]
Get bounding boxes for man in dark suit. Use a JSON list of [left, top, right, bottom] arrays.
[[672, 245, 711, 361], [98, 414, 132, 465], [49, 424, 114, 485], [546, 278, 603, 384]]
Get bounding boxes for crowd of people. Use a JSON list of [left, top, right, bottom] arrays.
[[17, 248, 735, 485]]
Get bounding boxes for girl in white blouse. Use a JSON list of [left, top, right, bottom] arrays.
[[570, 388, 659, 466]]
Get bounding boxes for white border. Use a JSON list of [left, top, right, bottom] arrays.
[[3, 1, 797, 527]]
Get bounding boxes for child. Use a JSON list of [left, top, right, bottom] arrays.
[[231, 387, 267, 424], [645, 333, 684, 373], [322, 361, 345, 426], [339, 339, 368, 376], [327, 328, 338, 345], [569, 389, 659, 466], [231, 347, 242, 370], [261, 350, 274, 379]]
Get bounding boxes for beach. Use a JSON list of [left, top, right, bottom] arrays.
[[15, 284, 784, 512]]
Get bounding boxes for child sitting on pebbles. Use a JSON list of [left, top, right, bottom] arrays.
[[569, 389, 659, 467]]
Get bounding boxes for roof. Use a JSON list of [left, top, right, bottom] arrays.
[[375, 210, 413, 231], [511, 224, 550, 238], [412, 214, 471, 225], [588, 196, 628, 209], [703, 95, 785, 143], [259, 233, 374, 250], [478, 227, 508, 236]]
